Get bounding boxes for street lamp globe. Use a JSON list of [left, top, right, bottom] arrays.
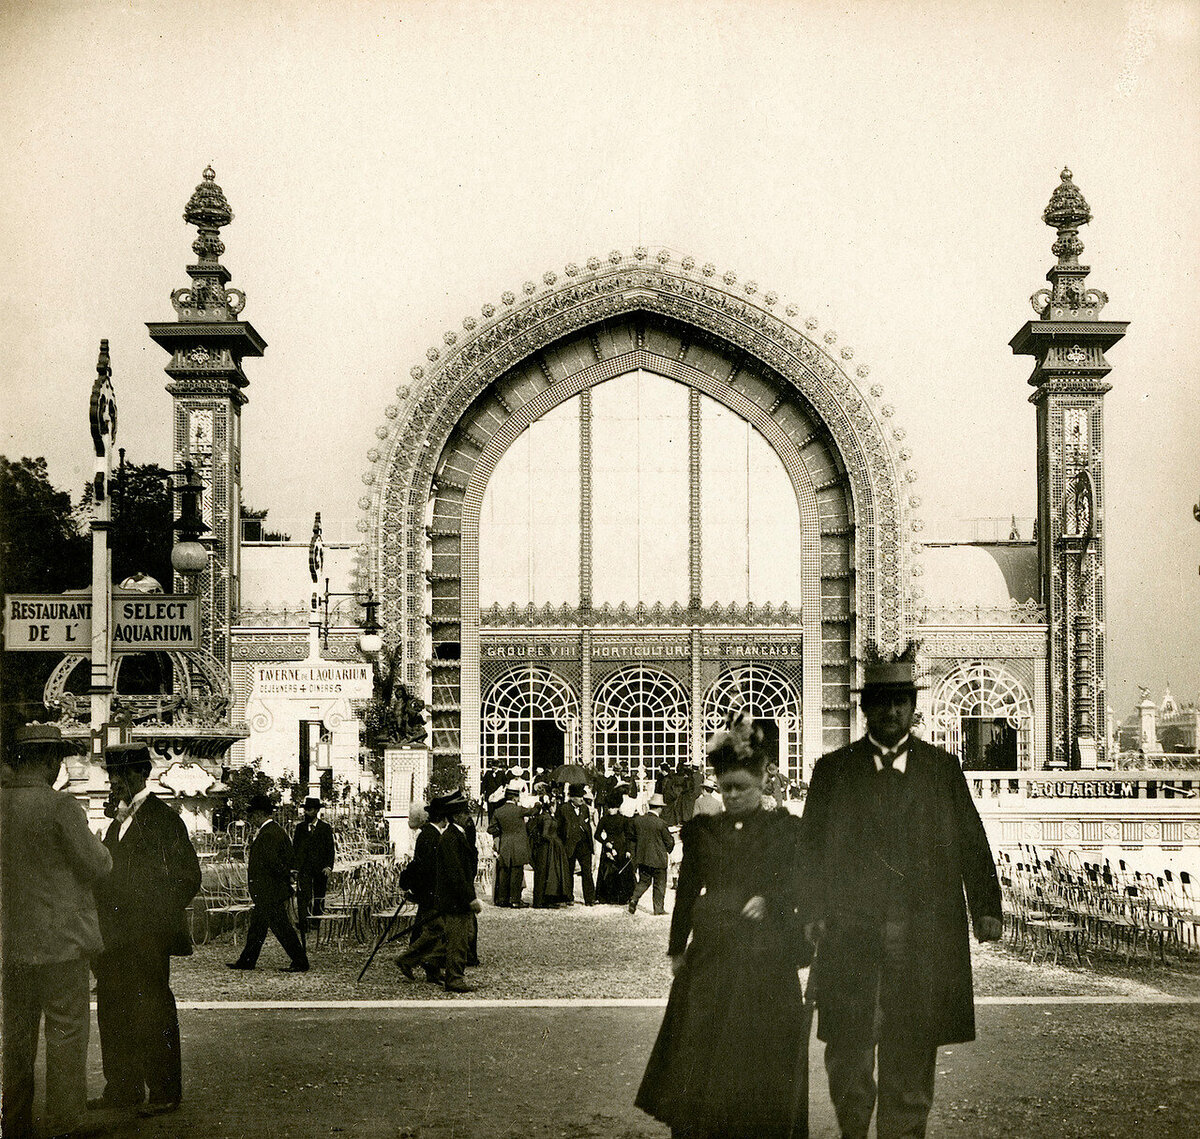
[[171, 540, 208, 576], [358, 629, 383, 656]]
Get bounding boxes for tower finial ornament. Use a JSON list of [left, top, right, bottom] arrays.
[[1029, 166, 1107, 319], [171, 167, 246, 320]]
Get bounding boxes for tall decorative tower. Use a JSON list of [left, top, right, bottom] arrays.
[[1011, 169, 1127, 769], [148, 168, 267, 677]]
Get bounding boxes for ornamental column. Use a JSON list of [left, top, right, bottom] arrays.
[[1011, 169, 1127, 769], [147, 168, 267, 678]]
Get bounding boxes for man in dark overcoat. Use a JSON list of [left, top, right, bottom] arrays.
[[801, 648, 1003, 1139], [227, 794, 309, 973], [488, 780, 533, 907], [396, 800, 451, 983], [556, 783, 595, 905], [292, 796, 335, 949], [420, 790, 481, 993], [92, 743, 202, 1118], [627, 793, 675, 915]]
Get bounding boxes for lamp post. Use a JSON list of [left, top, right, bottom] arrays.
[[170, 461, 211, 578], [88, 341, 117, 733], [320, 583, 383, 657]]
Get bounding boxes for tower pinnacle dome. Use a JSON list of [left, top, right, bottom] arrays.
[[1042, 167, 1092, 234], [183, 166, 233, 264]]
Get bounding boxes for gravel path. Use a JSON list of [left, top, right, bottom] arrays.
[[173, 897, 1200, 1003]]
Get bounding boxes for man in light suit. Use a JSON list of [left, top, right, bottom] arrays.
[[556, 783, 595, 905], [92, 742, 202, 1119], [488, 781, 533, 907], [2, 724, 112, 1139], [227, 793, 309, 973], [801, 645, 1003, 1139]]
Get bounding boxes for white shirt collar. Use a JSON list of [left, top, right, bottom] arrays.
[[255, 817, 276, 839], [116, 787, 151, 838], [868, 733, 910, 774]]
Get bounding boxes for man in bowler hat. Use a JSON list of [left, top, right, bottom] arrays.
[[227, 793, 309, 973], [556, 783, 596, 905], [292, 796, 335, 949], [2, 724, 112, 1139], [801, 644, 1003, 1139], [92, 742, 202, 1118], [396, 790, 481, 992]]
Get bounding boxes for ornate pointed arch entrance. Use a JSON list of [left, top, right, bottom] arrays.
[[359, 252, 920, 790]]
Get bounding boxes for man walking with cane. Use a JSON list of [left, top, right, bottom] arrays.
[[801, 643, 1003, 1139]]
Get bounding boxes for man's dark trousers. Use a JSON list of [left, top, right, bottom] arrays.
[[628, 865, 667, 913], [494, 863, 525, 907], [823, 920, 937, 1139], [565, 841, 595, 905], [442, 913, 473, 987], [237, 899, 308, 968], [297, 869, 328, 946], [93, 939, 182, 1108]]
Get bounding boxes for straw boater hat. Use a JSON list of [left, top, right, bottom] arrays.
[[103, 742, 154, 773], [648, 793, 666, 809], [853, 640, 925, 694]]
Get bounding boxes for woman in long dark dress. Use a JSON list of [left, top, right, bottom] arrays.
[[595, 797, 636, 905], [530, 795, 572, 908], [636, 714, 810, 1139]]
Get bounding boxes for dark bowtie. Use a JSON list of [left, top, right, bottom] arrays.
[[874, 747, 906, 771]]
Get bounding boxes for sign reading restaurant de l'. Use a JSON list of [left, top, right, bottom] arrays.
[[4, 594, 200, 652]]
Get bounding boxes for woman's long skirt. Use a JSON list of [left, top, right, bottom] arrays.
[[635, 904, 809, 1138]]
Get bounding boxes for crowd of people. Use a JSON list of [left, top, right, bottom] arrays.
[[2, 645, 1008, 1139]]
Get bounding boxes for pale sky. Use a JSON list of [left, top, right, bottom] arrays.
[[2, 0, 1197, 717]]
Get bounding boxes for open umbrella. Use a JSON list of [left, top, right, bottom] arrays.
[[549, 763, 589, 784]]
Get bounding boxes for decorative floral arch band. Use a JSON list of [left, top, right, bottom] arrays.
[[357, 251, 923, 685]]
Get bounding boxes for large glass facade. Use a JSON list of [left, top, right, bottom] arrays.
[[478, 370, 801, 608]]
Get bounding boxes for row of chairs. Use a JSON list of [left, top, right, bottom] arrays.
[[998, 845, 1200, 966], [191, 857, 408, 948]]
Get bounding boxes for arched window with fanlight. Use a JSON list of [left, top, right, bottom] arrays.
[[593, 666, 690, 784], [929, 662, 1033, 770], [702, 665, 803, 785], [481, 667, 579, 782]]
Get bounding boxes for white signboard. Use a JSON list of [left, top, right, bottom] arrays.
[[4, 595, 93, 649], [4, 594, 200, 653], [252, 662, 373, 698], [111, 597, 199, 651]]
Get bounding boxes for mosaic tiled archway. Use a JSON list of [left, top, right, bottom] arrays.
[[360, 252, 920, 783]]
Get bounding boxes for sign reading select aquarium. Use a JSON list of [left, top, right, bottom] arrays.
[[4, 594, 200, 652]]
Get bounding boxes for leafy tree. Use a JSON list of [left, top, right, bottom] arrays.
[[241, 505, 290, 543], [1, 456, 89, 593], [1, 457, 90, 738], [81, 459, 174, 588], [223, 761, 279, 821]]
